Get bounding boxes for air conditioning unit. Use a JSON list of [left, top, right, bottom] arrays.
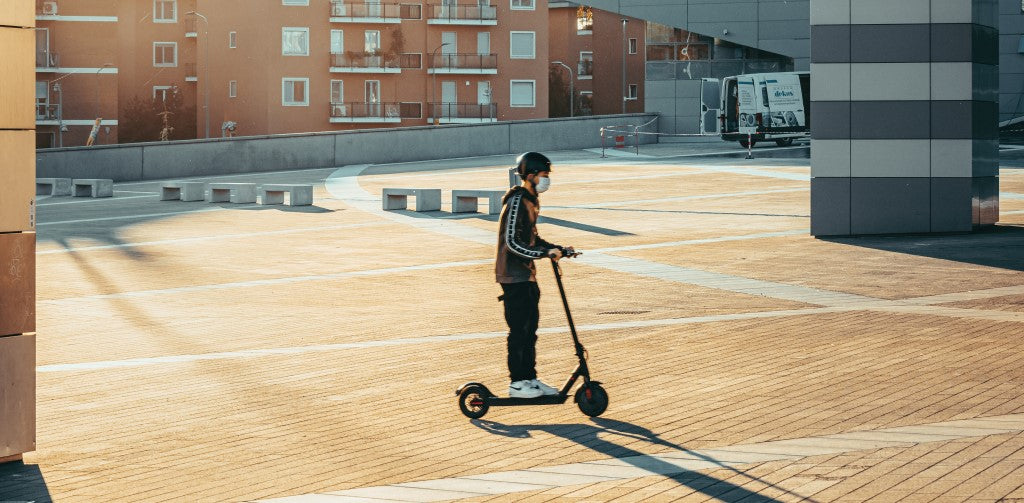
[[332, 104, 347, 117], [42, 1, 58, 15]]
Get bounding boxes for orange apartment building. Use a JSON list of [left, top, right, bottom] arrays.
[[36, 0, 552, 145], [548, 2, 644, 117]]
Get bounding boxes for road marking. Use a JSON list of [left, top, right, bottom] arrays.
[[37, 206, 252, 226]]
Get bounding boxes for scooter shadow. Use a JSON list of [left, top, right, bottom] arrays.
[[472, 417, 814, 503]]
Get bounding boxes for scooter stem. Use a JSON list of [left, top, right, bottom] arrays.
[[551, 259, 585, 358]]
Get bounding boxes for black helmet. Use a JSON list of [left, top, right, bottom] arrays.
[[515, 152, 551, 177]]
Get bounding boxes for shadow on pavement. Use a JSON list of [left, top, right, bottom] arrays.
[[819, 224, 1024, 272], [0, 460, 51, 503], [473, 417, 816, 503]]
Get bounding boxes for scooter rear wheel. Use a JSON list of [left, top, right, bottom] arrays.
[[575, 383, 609, 417], [459, 384, 490, 419]]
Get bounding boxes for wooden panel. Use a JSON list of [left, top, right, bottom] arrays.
[[0, 0, 34, 28], [0, 27, 34, 129], [0, 334, 36, 458], [0, 233, 35, 336], [0, 130, 36, 233]]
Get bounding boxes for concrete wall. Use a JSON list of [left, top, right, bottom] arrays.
[[36, 113, 656, 181]]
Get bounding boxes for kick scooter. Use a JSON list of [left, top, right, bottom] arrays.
[[456, 252, 609, 419]]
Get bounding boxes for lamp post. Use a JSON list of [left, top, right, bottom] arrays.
[[430, 42, 450, 125], [621, 18, 628, 114], [187, 11, 210, 138], [550, 60, 574, 117], [52, 82, 63, 148], [88, 63, 113, 146]]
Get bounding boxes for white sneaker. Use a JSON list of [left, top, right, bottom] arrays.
[[530, 379, 559, 396], [509, 380, 543, 398]]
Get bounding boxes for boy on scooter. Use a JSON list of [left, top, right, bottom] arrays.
[[495, 152, 575, 399]]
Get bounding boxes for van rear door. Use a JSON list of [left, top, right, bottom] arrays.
[[700, 78, 720, 135]]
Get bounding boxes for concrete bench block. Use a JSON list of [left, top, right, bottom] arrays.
[[71, 179, 113, 198], [260, 184, 313, 206], [36, 178, 72, 196], [452, 189, 505, 215], [161, 181, 206, 201], [382, 188, 442, 212], [207, 183, 257, 204]]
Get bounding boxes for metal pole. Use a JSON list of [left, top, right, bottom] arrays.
[[430, 42, 450, 125], [188, 11, 210, 138], [621, 19, 627, 114], [551, 61, 573, 117], [54, 83, 63, 148]]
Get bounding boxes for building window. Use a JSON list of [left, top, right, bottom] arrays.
[[510, 0, 533, 10], [154, 0, 177, 22], [510, 80, 535, 107], [509, 31, 535, 59], [283, 0, 309, 5], [331, 30, 344, 54], [627, 84, 638, 100], [153, 85, 175, 101], [330, 80, 344, 103], [229, 80, 237, 98], [229, 31, 237, 48], [629, 38, 638, 54], [576, 6, 592, 32], [282, 27, 309, 56], [153, 42, 177, 67], [282, 78, 309, 106], [578, 51, 593, 78]]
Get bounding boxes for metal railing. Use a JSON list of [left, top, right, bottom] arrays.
[[36, 50, 60, 69], [429, 53, 497, 70], [599, 115, 658, 157], [36, 103, 61, 121], [330, 52, 402, 69], [330, 1, 404, 20], [429, 4, 496, 21], [428, 102, 496, 120], [329, 101, 402, 119]]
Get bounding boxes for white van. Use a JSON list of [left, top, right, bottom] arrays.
[[719, 71, 810, 148]]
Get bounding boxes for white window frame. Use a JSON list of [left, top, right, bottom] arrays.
[[330, 79, 344, 103], [153, 85, 174, 101], [331, 29, 344, 54], [509, 31, 535, 59], [153, 42, 178, 67], [282, 27, 310, 56], [578, 50, 593, 79], [509, 79, 535, 107], [282, 0, 309, 5], [282, 78, 310, 106], [154, 0, 177, 22], [229, 31, 237, 49], [229, 80, 237, 98], [627, 84, 638, 100], [629, 38, 638, 55], [510, 0, 534, 10]]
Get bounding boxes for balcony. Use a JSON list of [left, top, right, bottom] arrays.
[[329, 102, 402, 123], [36, 50, 60, 71], [185, 63, 197, 82], [35, 103, 61, 123], [427, 53, 497, 74], [329, 2, 410, 23], [428, 102, 497, 124], [184, 17, 198, 37], [330, 52, 403, 73], [428, 4, 496, 25]]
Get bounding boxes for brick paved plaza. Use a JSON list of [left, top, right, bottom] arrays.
[[2, 144, 1024, 502]]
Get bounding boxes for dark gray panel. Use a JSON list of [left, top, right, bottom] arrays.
[[851, 178, 931, 234], [972, 176, 1000, 225], [851, 25, 929, 63], [973, 24, 999, 65], [973, 100, 999, 138], [851, 101, 930, 139], [930, 101, 998, 139], [810, 101, 851, 139], [811, 177, 851, 236], [930, 178, 973, 232], [931, 24, 973, 62], [811, 25, 850, 63]]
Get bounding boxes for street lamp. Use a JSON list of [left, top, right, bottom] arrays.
[[551, 60, 574, 117], [87, 63, 113, 146], [187, 11, 210, 138], [52, 82, 63, 147], [430, 42, 450, 125], [621, 19, 628, 114]]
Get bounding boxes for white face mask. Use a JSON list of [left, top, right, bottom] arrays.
[[534, 177, 551, 193]]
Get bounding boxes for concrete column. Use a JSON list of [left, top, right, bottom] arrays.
[[0, 2, 38, 464], [810, 0, 999, 235]]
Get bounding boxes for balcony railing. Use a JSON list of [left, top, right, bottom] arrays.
[[36, 103, 61, 121], [329, 101, 402, 122], [577, 60, 593, 77], [428, 53, 497, 73], [428, 4, 497, 23], [330, 1, 407, 21], [36, 50, 59, 69], [330, 52, 404, 72], [184, 16, 198, 36], [429, 102, 497, 121]]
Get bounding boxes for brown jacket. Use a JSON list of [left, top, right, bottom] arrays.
[[495, 186, 558, 283]]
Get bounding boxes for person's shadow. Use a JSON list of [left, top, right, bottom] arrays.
[[473, 417, 819, 503]]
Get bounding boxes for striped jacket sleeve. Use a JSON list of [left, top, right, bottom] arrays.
[[504, 191, 550, 260]]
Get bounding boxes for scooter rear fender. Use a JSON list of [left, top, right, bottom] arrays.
[[455, 382, 493, 397]]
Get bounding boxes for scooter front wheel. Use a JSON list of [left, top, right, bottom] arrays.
[[575, 383, 609, 417], [458, 384, 490, 419]]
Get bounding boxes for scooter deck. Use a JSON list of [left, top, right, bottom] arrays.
[[486, 394, 569, 406]]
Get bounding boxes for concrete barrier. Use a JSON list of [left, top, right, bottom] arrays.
[[36, 114, 657, 182]]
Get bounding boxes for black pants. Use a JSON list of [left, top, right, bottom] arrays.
[[501, 281, 540, 382]]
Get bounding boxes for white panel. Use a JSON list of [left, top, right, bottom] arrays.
[[930, 62, 972, 101], [851, 0, 929, 24], [810, 0, 850, 25], [850, 63, 929, 101], [851, 140, 930, 177], [931, 140, 973, 177], [811, 139, 851, 177], [930, 0, 972, 23], [810, 63, 850, 102]]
